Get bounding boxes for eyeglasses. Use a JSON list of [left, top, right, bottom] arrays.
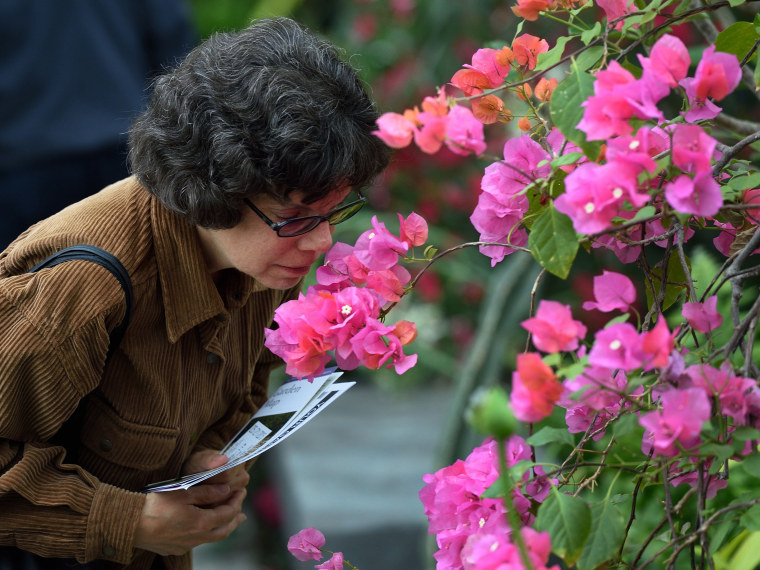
[[244, 192, 367, 237]]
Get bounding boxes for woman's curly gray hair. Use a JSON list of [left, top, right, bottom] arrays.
[[128, 17, 390, 228]]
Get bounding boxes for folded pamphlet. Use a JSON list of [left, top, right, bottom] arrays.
[[145, 368, 353, 492]]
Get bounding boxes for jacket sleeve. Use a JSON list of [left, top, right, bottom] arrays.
[[0, 265, 146, 564]]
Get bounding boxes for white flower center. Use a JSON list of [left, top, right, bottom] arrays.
[[610, 339, 622, 350], [490, 541, 500, 552], [612, 187, 624, 199], [629, 140, 640, 150], [584, 202, 595, 214], [479, 517, 486, 528], [341, 304, 352, 316], [368, 232, 375, 239]]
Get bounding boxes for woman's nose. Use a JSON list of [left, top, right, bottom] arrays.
[[298, 220, 334, 254]]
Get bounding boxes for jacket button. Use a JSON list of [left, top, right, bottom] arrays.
[[206, 353, 219, 364], [99, 439, 113, 452], [102, 545, 116, 557]]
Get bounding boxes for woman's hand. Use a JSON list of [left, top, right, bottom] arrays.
[[134, 450, 250, 556]]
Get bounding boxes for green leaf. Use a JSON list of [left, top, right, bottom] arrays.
[[527, 426, 576, 447], [741, 505, 760, 532], [612, 413, 639, 438], [742, 453, 760, 478], [728, 171, 760, 191], [549, 61, 601, 158], [575, 46, 605, 72], [715, 22, 759, 62], [576, 500, 626, 570], [528, 205, 579, 279], [644, 252, 689, 312], [551, 151, 585, 168], [580, 23, 601, 46], [732, 426, 760, 441], [536, 36, 574, 71], [535, 488, 592, 566]]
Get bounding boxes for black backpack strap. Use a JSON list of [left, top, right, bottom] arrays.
[[28, 244, 133, 358]]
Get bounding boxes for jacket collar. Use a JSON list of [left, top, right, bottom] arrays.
[[151, 198, 254, 343]]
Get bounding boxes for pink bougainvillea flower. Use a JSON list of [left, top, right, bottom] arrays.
[[315, 552, 344, 570], [596, 0, 634, 28], [353, 216, 409, 270], [560, 365, 629, 439], [639, 33, 690, 87], [482, 134, 551, 197], [554, 161, 646, 234], [420, 91, 449, 117], [347, 318, 418, 374], [398, 212, 429, 246], [582, 270, 636, 312], [644, 217, 695, 248], [511, 0, 552, 21], [680, 77, 723, 122], [414, 111, 448, 154], [664, 171, 723, 217], [444, 105, 487, 156], [682, 363, 760, 426], [315, 242, 354, 290], [690, 45, 742, 102], [605, 127, 669, 174], [521, 300, 587, 353], [578, 61, 669, 140], [287, 527, 325, 562], [672, 124, 717, 174], [639, 387, 711, 456], [465, 47, 512, 88], [682, 295, 723, 333], [372, 112, 415, 148], [641, 315, 675, 370], [511, 34, 549, 70], [511, 352, 563, 422], [588, 322, 644, 371]]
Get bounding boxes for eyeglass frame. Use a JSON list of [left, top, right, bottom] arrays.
[[243, 191, 367, 237]]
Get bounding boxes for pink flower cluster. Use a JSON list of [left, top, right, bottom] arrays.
[[287, 527, 346, 569], [264, 214, 428, 380], [419, 437, 559, 570]]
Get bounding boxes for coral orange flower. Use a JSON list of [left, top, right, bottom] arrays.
[[471, 94, 505, 124], [511, 34, 550, 70], [511, 0, 552, 21], [510, 352, 562, 422], [450, 68, 491, 96], [534, 77, 558, 101]]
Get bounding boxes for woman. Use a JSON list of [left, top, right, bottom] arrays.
[[0, 17, 389, 569]]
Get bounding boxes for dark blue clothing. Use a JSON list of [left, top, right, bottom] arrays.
[[0, 0, 196, 247]]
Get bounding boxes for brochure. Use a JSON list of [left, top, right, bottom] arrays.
[[145, 368, 353, 492]]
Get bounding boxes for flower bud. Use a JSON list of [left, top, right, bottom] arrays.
[[466, 385, 519, 438]]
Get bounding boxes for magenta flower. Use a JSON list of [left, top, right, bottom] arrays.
[[444, 105, 487, 156], [682, 295, 723, 333], [641, 316, 675, 370], [588, 322, 644, 371], [664, 172, 723, 217], [683, 363, 760, 425], [521, 300, 587, 353], [672, 124, 717, 174], [691, 45, 742, 102], [582, 270, 636, 312], [560, 365, 630, 439], [287, 527, 325, 562], [398, 212, 429, 246], [315, 552, 344, 570], [605, 127, 669, 174], [639, 387, 711, 456], [639, 33, 690, 87], [554, 161, 644, 234], [596, 0, 634, 27], [372, 112, 415, 148], [353, 216, 409, 270], [680, 77, 723, 122]]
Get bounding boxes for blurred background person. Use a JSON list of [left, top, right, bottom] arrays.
[[0, 0, 197, 248]]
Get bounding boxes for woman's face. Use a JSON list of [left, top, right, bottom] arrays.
[[196, 189, 351, 290]]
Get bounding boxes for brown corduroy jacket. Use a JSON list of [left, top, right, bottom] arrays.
[[0, 177, 299, 569]]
